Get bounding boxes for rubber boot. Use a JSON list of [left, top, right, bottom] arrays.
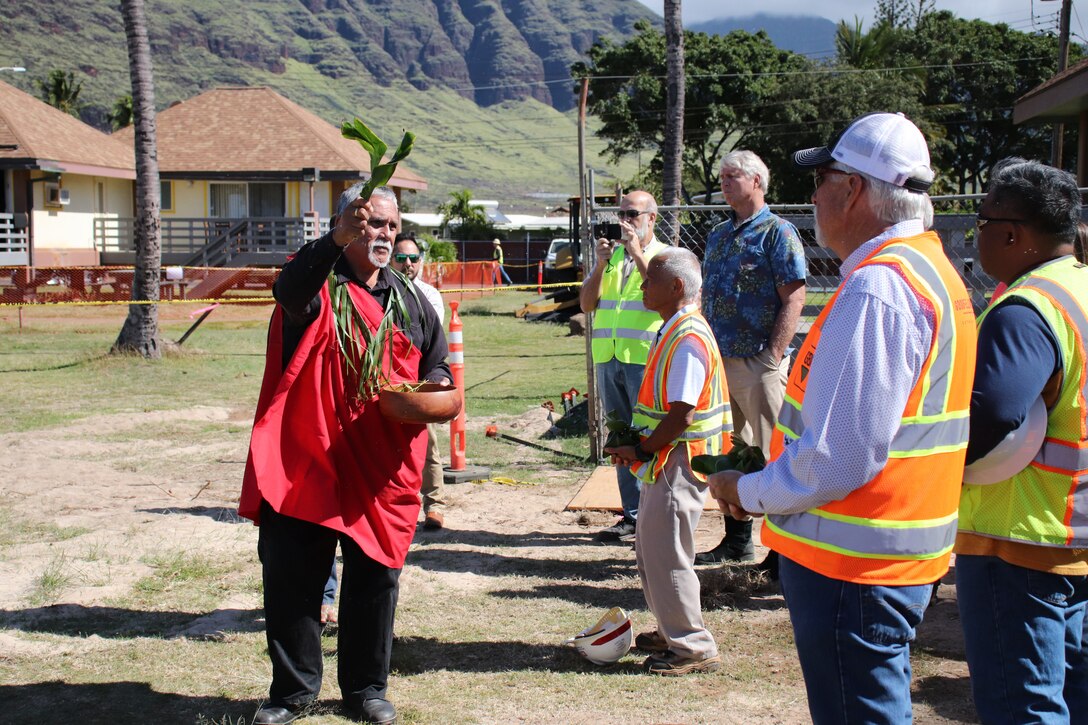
[[694, 518, 755, 564], [723, 517, 755, 561]]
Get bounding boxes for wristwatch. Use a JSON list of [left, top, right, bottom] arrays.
[[633, 442, 653, 462]]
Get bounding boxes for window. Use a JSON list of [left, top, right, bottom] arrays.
[[249, 183, 285, 217], [160, 181, 173, 212], [210, 183, 247, 218]]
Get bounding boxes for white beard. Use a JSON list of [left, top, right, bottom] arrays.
[[813, 207, 829, 249], [368, 241, 392, 268]]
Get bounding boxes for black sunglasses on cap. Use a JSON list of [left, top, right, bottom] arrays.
[[393, 253, 420, 263]]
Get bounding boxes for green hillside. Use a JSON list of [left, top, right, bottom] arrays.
[[1, 0, 658, 211]]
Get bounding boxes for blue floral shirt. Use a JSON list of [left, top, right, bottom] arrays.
[[701, 205, 807, 358]]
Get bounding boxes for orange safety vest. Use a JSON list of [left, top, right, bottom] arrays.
[[763, 232, 977, 585], [630, 308, 733, 483]]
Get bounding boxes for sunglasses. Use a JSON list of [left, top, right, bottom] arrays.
[[975, 216, 1028, 230], [618, 209, 651, 220], [812, 169, 853, 191], [393, 253, 420, 263]]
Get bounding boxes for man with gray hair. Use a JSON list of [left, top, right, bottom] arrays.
[[240, 182, 451, 725], [697, 149, 807, 568], [708, 113, 977, 722], [606, 247, 732, 675]]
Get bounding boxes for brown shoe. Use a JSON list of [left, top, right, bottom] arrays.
[[645, 651, 722, 676], [634, 630, 668, 653], [423, 511, 444, 530]]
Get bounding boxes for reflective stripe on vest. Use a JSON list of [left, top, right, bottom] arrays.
[[764, 508, 958, 560], [630, 310, 732, 482], [590, 240, 665, 365], [960, 258, 1088, 547], [764, 232, 976, 584]]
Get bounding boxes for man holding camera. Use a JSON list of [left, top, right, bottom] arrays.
[[580, 190, 668, 542]]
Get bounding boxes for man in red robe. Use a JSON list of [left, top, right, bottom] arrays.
[[240, 184, 451, 725]]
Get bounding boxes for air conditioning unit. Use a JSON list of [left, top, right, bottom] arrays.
[[47, 186, 70, 206]]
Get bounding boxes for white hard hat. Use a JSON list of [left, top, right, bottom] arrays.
[[963, 396, 1048, 485], [566, 606, 632, 665]]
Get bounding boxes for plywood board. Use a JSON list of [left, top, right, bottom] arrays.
[[566, 465, 720, 512]]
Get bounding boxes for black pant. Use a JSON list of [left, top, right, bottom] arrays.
[[258, 501, 400, 707]]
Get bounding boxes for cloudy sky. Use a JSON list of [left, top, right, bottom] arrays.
[[633, 0, 1072, 33]]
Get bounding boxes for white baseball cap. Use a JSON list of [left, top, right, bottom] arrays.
[[793, 112, 933, 193]]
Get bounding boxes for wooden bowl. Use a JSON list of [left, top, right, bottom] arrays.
[[378, 382, 463, 424]]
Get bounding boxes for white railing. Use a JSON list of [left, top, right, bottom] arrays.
[[0, 213, 29, 264]]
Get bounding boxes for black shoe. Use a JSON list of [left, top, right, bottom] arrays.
[[253, 703, 307, 725], [694, 536, 755, 565], [754, 551, 780, 581], [596, 517, 636, 543], [345, 698, 397, 724]]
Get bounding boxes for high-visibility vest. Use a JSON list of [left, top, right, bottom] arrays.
[[591, 239, 666, 365], [764, 232, 977, 585], [630, 308, 733, 483], [960, 256, 1088, 548]]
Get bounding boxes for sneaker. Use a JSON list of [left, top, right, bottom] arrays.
[[634, 630, 669, 653], [694, 536, 755, 565], [596, 517, 636, 542], [644, 650, 723, 676]]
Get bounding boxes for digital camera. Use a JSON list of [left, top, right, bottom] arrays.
[[592, 221, 622, 240]]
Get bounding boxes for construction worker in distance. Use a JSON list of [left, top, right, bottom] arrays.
[[579, 190, 668, 543], [708, 113, 978, 723]]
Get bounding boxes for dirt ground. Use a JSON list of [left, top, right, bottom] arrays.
[[0, 398, 979, 723]]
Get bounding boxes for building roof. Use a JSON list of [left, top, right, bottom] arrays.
[[1014, 57, 1088, 124], [0, 79, 135, 178], [112, 86, 426, 190]]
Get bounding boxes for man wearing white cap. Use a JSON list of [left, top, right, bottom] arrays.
[[707, 113, 978, 723]]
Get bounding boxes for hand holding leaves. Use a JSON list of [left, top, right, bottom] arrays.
[[603, 409, 646, 449], [691, 435, 766, 477]]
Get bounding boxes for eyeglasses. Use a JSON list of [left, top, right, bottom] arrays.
[[393, 253, 420, 263], [618, 209, 651, 220], [975, 216, 1028, 230], [812, 169, 853, 191]]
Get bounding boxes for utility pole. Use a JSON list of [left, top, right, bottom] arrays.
[[1046, 0, 1073, 167]]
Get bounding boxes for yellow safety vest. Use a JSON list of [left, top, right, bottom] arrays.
[[590, 239, 666, 365], [960, 256, 1088, 548], [630, 308, 733, 483]]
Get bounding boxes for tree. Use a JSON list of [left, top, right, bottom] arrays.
[[573, 22, 810, 203], [893, 11, 1066, 192], [876, 0, 935, 29], [37, 69, 84, 117], [660, 0, 684, 243], [113, 0, 162, 358], [109, 94, 134, 130], [436, 189, 494, 239]]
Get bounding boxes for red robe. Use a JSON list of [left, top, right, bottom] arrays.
[[239, 282, 426, 568]]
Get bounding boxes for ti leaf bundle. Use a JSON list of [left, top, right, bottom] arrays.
[[690, 436, 767, 477], [340, 117, 414, 203], [603, 409, 646, 449]]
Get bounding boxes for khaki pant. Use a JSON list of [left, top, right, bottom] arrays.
[[722, 347, 790, 456], [634, 449, 717, 659], [421, 422, 445, 512]]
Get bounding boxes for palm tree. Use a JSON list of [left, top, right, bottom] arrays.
[[37, 69, 84, 117], [660, 0, 684, 244], [109, 94, 134, 130], [436, 189, 489, 236], [113, 0, 162, 358]]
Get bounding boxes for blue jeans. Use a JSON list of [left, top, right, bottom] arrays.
[[596, 357, 644, 521], [779, 555, 932, 724], [956, 554, 1088, 724]]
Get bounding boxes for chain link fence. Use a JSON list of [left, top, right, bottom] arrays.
[[590, 196, 996, 322]]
